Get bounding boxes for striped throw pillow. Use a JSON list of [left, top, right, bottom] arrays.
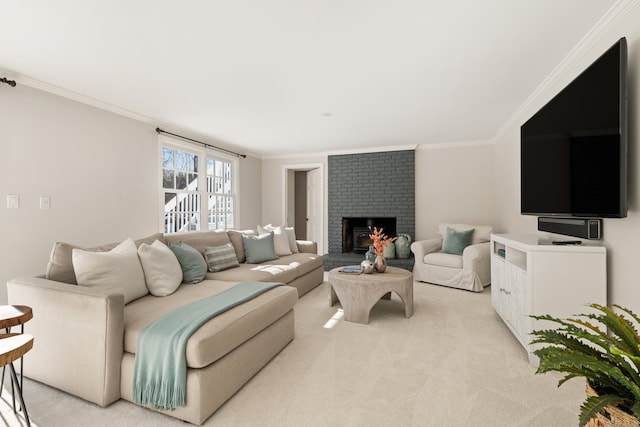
[[203, 243, 240, 272]]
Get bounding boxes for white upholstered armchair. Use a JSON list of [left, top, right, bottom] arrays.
[[410, 223, 493, 292]]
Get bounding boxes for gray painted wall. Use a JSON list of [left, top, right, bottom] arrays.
[[328, 150, 415, 254]]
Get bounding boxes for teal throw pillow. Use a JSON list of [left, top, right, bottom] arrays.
[[242, 232, 279, 264], [204, 243, 240, 272], [441, 227, 475, 255], [168, 242, 208, 284]]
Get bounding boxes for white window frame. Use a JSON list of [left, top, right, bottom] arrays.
[[158, 135, 239, 233]]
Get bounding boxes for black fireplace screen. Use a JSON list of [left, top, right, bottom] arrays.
[[353, 227, 373, 252], [342, 217, 396, 254]]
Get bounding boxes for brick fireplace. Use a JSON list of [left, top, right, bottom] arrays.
[[325, 150, 415, 271], [342, 216, 396, 253]]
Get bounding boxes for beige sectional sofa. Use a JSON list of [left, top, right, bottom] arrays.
[[7, 229, 324, 425]]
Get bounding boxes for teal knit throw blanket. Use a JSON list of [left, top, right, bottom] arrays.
[[132, 281, 285, 410]]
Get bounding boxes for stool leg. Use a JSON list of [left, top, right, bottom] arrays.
[[20, 353, 23, 390], [18, 356, 24, 412], [20, 324, 24, 396], [0, 366, 5, 398], [8, 363, 30, 427], [10, 372, 16, 414], [0, 326, 9, 399], [20, 323, 24, 396]]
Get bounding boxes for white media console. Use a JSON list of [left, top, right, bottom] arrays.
[[490, 234, 607, 366]]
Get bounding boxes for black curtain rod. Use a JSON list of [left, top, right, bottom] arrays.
[[156, 128, 246, 158]]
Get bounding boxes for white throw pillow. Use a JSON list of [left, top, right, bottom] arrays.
[[72, 238, 148, 304], [258, 224, 292, 256], [285, 227, 299, 253], [138, 240, 183, 296]]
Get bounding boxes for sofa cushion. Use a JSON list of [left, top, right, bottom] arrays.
[[258, 225, 292, 256], [73, 238, 149, 304], [243, 232, 279, 264], [123, 280, 298, 368], [164, 230, 230, 257], [46, 233, 163, 285], [203, 243, 240, 272], [441, 227, 474, 255], [138, 240, 182, 297], [268, 253, 324, 277], [424, 252, 464, 269], [168, 242, 208, 284], [205, 262, 298, 284], [227, 229, 256, 263]]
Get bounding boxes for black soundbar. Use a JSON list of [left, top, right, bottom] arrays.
[[538, 217, 602, 240]]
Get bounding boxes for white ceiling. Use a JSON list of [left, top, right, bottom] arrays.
[[0, 1, 617, 157]]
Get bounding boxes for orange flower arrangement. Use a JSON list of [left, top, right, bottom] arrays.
[[369, 226, 397, 257]]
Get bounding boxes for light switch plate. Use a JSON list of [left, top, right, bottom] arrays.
[[7, 194, 19, 209], [40, 196, 50, 210]]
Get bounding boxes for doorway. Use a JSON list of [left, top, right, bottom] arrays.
[[294, 171, 307, 239], [283, 163, 324, 254]]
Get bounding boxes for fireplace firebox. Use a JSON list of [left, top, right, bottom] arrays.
[[342, 217, 396, 254]]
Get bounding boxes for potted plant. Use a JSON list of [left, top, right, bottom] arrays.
[[530, 304, 640, 427]]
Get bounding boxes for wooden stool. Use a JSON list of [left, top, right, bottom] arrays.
[[0, 333, 34, 426], [0, 306, 33, 331], [0, 305, 33, 421]]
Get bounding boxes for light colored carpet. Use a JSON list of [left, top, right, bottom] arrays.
[[1, 280, 584, 427]]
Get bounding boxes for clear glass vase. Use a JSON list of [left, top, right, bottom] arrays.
[[365, 246, 376, 262], [375, 255, 387, 273]]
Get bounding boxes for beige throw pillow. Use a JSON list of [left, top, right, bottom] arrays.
[[46, 233, 163, 285], [285, 227, 299, 253], [227, 229, 256, 263], [138, 240, 182, 296], [258, 224, 292, 256], [72, 238, 148, 304]]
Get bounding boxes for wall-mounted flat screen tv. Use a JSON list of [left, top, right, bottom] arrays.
[[521, 37, 627, 218]]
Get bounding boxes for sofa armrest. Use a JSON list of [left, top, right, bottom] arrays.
[[7, 276, 124, 407], [296, 240, 318, 254], [462, 241, 490, 266], [410, 238, 443, 262], [462, 242, 491, 279]]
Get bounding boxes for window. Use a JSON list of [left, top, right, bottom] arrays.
[[206, 158, 235, 230], [161, 139, 236, 233]]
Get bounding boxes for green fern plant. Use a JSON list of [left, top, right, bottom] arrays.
[[530, 303, 640, 426]]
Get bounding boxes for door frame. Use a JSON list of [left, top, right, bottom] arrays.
[[282, 162, 324, 254]]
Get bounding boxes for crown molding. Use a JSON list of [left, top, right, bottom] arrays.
[[494, 0, 640, 142], [324, 144, 418, 156], [260, 151, 327, 160], [2, 68, 261, 159], [416, 140, 495, 150], [261, 144, 418, 160], [2, 68, 155, 124]]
